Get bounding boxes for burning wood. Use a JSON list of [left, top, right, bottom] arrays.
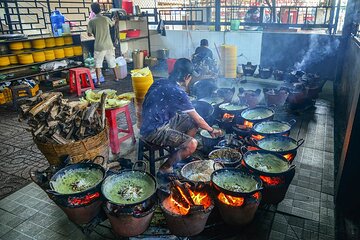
[[165, 180, 211, 215], [218, 192, 244, 207], [19, 92, 106, 144], [283, 153, 295, 161], [222, 113, 235, 122], [251, 134, 265, 141]]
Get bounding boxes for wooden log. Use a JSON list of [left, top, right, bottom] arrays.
[[99, 93, 107, 129], [29, 92, 62, 117]]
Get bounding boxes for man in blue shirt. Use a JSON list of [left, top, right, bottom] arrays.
[[141, 58, 222, 178]]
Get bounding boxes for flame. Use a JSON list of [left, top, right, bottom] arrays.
[[218, 192, 244, 207], [283, 153, 295, 161], [252, 192, 261, 200], [68, 192, 100, 206], [260, 175, 285, 186], [168, 186, 211, 215], [223, 113, 235, 121], [243, 120, 254, 128], [247, 146, 260, 151], [252, 134, 265, 140], [189, 189, 211, 209]]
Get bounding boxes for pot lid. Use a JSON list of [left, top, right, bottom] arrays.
[[244, 151, 290, 174], [253, 121, 291, 134]]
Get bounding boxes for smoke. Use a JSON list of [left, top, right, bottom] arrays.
[[294, 34, 340, 71]]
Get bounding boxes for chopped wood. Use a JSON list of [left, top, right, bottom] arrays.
[[100, 93, 107, 129], [20, 92, 106, 144], [29, 92, 62, 117]]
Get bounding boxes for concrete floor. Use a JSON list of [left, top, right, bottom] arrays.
[[0, 73, 336, 239]]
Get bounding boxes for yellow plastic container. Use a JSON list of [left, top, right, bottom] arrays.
[[54, 48, 65, 59], [9, 42, 23, 51], [44, 50, 56, 61], [73, 46, 83, 56], [33, 51, 46, 62], [55, 37, 65, 46], [0, 88, 12, 105], [45, 38, 56, 48], [0, 56, 11, 66], [119, 32, 127, 40], [64, 36, 73, 45], [18, 54, 34, 64], [220, 45, 237, 78], [9, 55, 18, 64], [32, 39, 46, 49], [23, 41, 32, 49], [131, 68, 154, 99], [64, 47, 74, 57]]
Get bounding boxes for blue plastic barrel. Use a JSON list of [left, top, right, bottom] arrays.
[[50, 10, 65, 36]]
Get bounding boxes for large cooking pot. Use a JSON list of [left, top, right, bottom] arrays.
[[208, 148, 242, 168], [47, 157, 106, 224], [259, 66, 273, 79], [157, 48, 169, 59], [211, 168, 263, 197], [219, 103, 249, 117], [238, 88, 262, 108], [251, 135, 304, 155], [240, 106, 275, 124], [252, 119, 296, 137], [180, 159, 224, 184], [215, 87, 235, 103], [200, 129, 225, 154], [242, 150, 295, 177], [242, 62, 257, 76], [191, 100, 214, 121], [101, 161, 157, 214], [48, 157, 106, 202]]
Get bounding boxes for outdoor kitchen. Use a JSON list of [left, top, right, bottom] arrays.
[[0, 0, 359, 240]]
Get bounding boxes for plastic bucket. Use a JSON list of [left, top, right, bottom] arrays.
[[131, 72, 153, 99], [230, 20, 240, 31]]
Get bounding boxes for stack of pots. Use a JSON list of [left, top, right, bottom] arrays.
[[131, 68, 154, 128]]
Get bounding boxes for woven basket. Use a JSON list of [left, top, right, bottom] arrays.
[[35, 127, 109, 167]]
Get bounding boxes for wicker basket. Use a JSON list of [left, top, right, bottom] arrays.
[[35, 127, 109, 167]]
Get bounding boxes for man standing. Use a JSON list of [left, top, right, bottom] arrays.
[[87, 2, 120, 85]]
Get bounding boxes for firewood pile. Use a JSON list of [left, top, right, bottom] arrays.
[[19, 92, 107, 144]]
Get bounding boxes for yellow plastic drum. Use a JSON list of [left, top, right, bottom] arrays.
[[45, 38, 56, 48], [18, 54, 34, 64], [9, 42, 23, 51], [63, 47, 74, 57], [23, 41, 32, 49], [55, 37, 65, 46], [220, 45, 237, 78], [131, 69, 154, 99], [9, 55, 18, 65], [44, 50, 56, 61], [54, 48, 65, 59], [64, 36, 73, 45], [0, 56, 11, 67], [33, 51, 46, 62], [73, 46, 83, 56], [32, 39, 46, 49]]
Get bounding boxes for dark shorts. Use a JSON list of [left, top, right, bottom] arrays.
[[143, 114, 197, 148]]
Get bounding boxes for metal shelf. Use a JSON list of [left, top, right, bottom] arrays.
[[120, 36, 148, 42]]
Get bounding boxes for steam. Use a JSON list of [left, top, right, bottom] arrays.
[[294, 34, 340, 71]]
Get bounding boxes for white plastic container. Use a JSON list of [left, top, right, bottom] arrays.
[[115, 57, 128, 79]]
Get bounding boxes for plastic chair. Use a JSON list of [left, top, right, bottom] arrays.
[[69, 67, 94, 96]]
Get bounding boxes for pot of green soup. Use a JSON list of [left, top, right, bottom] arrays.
[[48, 158, 106, 202], [243, 150, 295, 177], [210, 168, 263, 197], [252, 135, 304, 155], [252, 119, 296, 137], [102, 161, 157, 213], [240, 106, 275, 124]]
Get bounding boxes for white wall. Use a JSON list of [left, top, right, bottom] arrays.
[[150, 30, 263, 65]]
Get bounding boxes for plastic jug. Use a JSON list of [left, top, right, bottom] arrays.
[[115, 57, 128, 79], [50, 10, 65, 36], [122, 0, 133, 15]]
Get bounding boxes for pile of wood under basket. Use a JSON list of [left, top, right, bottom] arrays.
[[19, 92, 107, 144]]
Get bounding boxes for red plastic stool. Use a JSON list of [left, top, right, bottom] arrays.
[[105, 104, 136, 154], [69, 67, 95, 96]]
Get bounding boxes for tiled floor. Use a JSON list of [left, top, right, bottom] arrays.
[[0, 75, 336, 239]]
